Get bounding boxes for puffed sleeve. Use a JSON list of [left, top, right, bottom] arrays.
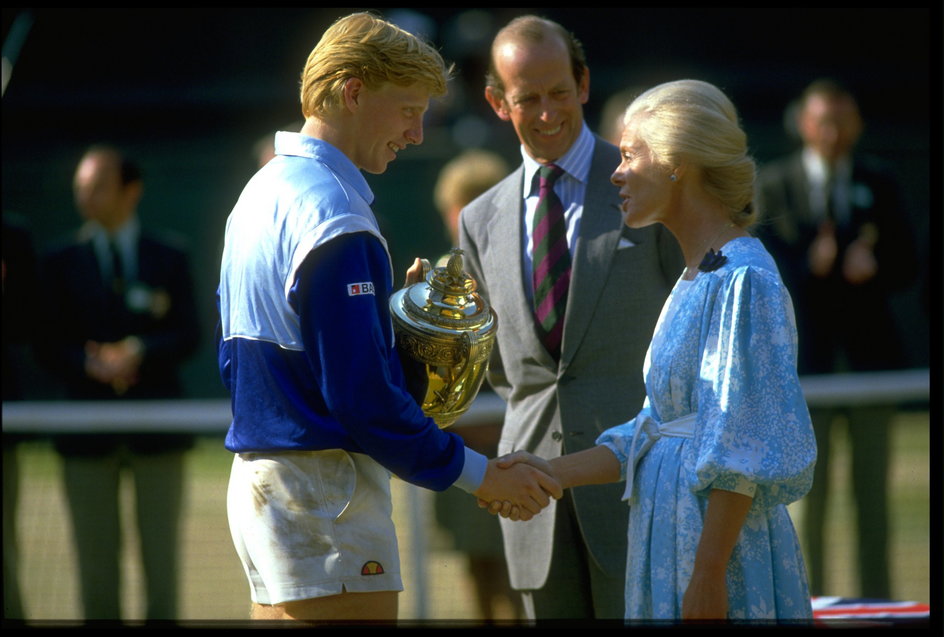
[[689, 265, 816, 509], [596, 400, 653, 482]]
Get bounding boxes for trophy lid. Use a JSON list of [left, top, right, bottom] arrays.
[[396, 249, 494, 334]]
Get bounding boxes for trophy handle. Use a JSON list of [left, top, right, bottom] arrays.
[[464, 329, 485, 366]]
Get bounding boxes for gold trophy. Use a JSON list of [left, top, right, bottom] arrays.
[[390, 249, 498, 428]]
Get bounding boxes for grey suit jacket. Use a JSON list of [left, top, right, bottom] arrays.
[[458, 136, 682, 589]]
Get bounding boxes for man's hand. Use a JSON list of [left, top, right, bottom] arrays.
[[473, 452, 561, 521], [84, 337, 143, 394], [403, 257, 431, 287], [475, 451, 560, 521], [808, 222, 838, 277], [842, 227, 879, 285]]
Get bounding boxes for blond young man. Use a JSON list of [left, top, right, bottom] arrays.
[[218, 13, 560, 622]]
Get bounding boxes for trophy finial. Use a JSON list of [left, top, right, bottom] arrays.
[[446, 249, 464, 279]]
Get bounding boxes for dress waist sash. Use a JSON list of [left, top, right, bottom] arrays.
[[622, 412, 696, 503]]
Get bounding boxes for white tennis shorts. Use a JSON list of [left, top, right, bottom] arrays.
[[226, 448, 403, 605]]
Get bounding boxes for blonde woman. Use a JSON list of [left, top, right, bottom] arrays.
[[495, 80, 816, 622]]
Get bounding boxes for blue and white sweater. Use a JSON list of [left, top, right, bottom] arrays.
[[217, 132, 485, 492]]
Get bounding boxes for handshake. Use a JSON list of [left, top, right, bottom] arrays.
[[472, 451, 562, 522]]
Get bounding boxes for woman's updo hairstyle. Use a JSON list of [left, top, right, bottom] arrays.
[[624, 79, 757, 227]]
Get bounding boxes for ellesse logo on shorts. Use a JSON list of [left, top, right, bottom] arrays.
[[361, 560, 385, 575], [347, 282, 375, 296]]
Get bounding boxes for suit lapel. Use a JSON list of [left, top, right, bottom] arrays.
[[79, 238, 112, 301], [487, 166, 549, 361], [560, 140, 623, 367], [788, 154, 815, 224], [135, 235, 150, 284]]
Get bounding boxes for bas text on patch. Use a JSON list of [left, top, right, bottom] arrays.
[[347, 282, 375, 296]]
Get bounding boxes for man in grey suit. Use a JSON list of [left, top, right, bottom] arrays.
[[458, 15, 682, 620]]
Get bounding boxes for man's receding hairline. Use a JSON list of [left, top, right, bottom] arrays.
[[492, 16, 563, 55]]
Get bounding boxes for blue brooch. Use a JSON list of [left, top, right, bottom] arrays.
[[698, 248, 728, 272]]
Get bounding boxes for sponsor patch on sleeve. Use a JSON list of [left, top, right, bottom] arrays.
[[347, 282, 375, 296]]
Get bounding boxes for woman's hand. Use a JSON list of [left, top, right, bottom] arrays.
[[681, 487, 752, 621], [478, 447, 622, 520], [681, 568, 728, 620]]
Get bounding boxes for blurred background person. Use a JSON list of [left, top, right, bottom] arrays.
[[429, 148, 522, 620], [35, 145, 201, 620], [598, 86, 646, 146], [755, 79, 919, 600], [252, 121, 305, 170], [433, 149, 510, 265]]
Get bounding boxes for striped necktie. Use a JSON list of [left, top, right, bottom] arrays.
[[532, 163, 570, 360]]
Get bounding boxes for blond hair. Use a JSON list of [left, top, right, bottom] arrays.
[[300, 12, 451, 119], [625, 79, 757, 227]]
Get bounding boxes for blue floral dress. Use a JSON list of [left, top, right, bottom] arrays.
[[597, 237, 816, 621]]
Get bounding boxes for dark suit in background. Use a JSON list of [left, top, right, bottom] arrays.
[[757, 152, 916, 375], [755, 80, 918, 599], [37, 146, 200, 620]]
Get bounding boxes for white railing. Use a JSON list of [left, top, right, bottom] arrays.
[[1, 368, 931, 618], [1, 368, 930, 434]]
